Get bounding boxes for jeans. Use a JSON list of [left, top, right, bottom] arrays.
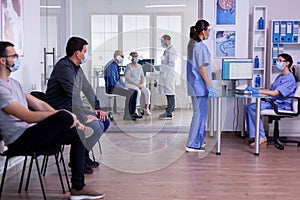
[[166, 95, 175, 115], [106, 86, 137, 117], [8, 110, 85, 190]]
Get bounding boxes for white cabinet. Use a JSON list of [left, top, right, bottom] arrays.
[[250, 6, 267, 88]]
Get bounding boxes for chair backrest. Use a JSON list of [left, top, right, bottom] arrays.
[[292, 82, 300, 113]]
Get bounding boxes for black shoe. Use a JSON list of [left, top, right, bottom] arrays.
[[86, 159, 100, 168], [84, 163, 94, 174], [132, 113, 142, 118]]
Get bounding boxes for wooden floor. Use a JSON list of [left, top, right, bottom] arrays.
[[2, 130, 300, 200]]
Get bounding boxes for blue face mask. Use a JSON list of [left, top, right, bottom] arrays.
[[276, 61, 285, 71], [117, 55, 124, 64], [161, 43, 167, 48], [81, 52, 88, 64], [7, 58, 20, 72], [133, 57, 139, 63]]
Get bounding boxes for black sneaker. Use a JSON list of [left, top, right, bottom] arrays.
[[84, 163, 94, 174], [86, 159, 100, 168], [132, 113, 143, 118], [158, 113, 174, 120], [123, 115, 136, 121]]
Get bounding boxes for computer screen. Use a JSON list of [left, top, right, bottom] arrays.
[[138, 59, 155, 75], [222, 58, 253, 80]]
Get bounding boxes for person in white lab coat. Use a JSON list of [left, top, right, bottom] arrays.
[[158, 34, 177, 119]]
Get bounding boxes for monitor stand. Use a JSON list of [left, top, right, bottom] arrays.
[[228, 80, 237, 91]]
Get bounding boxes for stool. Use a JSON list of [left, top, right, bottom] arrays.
[[105, 93, 119, 113]]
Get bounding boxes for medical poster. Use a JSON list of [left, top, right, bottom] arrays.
[[1, 0, 24, 55], [216, 0, 236, 25], [215, 30, 235, 57]]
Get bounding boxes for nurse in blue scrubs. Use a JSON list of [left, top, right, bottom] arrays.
[[185, 19, 217, 152], [245, 53, 297, 148]]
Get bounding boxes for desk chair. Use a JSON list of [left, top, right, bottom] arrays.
[[261, 83, 300, 150]]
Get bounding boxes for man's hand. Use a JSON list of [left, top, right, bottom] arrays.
[[95, 110, 109, 121]]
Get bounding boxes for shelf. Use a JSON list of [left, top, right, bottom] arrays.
[[253, 68, 264, 71], [254, 46, 265, 48]]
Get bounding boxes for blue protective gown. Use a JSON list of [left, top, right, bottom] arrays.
[[186, 41, 212, 148], [245, 73, 296, 138]]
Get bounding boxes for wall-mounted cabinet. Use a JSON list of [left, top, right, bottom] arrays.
[[250, 6, 267, 89]]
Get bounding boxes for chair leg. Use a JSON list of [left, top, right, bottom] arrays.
[[25, 157, 34, 191], [98, 140, 102, 154], [42, 156, 49, 176], [59, 149, 70, 191], [54, 154, 66, 194], [18, 156, 28, 193], [91, 149, 96, 162], [34, 156, 47, 200], [0, 157, 10, 199]]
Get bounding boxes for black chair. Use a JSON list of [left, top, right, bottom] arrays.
[[0, 136, 68, 200], [261, 83, 300, 150]]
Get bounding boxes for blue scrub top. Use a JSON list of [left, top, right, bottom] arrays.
[[270, 73, 296, 110], [186, 41, 212, 96]]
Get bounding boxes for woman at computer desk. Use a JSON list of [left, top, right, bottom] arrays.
[[245, 53, 297, 148], [124, 52, 151, 115]]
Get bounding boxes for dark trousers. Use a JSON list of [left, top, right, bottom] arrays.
[[166, 95, 175, 115], [8, 111, 85, 190], [106, 86, 137, 117]]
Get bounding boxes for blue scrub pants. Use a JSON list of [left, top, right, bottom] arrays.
[[186, 96, 208, 148], [244, 101, 272, 138]]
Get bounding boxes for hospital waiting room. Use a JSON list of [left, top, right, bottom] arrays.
[[1, 0, 300, 199]]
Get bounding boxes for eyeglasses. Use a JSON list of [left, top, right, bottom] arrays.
[[5, 54, 19, 59]]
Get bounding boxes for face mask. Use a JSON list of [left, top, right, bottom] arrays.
[[161, 43, 167, 48], [81, 52, 88, 64], [204, 35, 209, 40], [133, 57, 139, 63], [7, 58, 20, 72], [276, 61, 285, 71], [117, 55, 124, 64]]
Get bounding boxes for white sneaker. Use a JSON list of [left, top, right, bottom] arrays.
[[185, 146, 206, 152], [145, 108, 151, 115]]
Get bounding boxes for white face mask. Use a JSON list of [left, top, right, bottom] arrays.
[[81, 52, 88, 64], [6, 58, 21, 72]]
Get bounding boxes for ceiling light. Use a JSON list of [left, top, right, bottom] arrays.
[[40, 6, 61, 9], [145, 4, 187, 8]]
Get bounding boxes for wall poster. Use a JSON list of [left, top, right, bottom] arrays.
[[216, 0, 236, 25], [215, 30, 235, 57], [1, 0, 24, 55]]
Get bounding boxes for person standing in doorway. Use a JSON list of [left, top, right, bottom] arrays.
[[158, 34, 177, 120], [186, 19, 217, 152]]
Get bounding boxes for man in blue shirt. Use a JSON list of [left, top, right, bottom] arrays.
[[104, 50, 140, 121]]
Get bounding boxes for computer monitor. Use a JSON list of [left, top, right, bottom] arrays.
[[138, 59, 155, 75], [222, 58, 253, 90]]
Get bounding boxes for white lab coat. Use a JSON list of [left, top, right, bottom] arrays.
[[158, 45, 177, 95]]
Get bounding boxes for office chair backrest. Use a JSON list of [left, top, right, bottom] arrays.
[[292, 82, 300, 113]]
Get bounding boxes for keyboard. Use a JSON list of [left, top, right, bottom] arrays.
[[234, 89, 252, 95]]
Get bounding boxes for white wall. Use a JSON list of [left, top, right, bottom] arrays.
[[10, 0, 41, 92]]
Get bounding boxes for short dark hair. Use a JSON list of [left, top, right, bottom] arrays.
[[0, 41, 14, 58], [66, 37, 88, 57], [161, 34, 171, 41]]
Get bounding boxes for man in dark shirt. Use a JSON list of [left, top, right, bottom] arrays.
[[104, 50, 141, 121], [45, 37, 110, 174]]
